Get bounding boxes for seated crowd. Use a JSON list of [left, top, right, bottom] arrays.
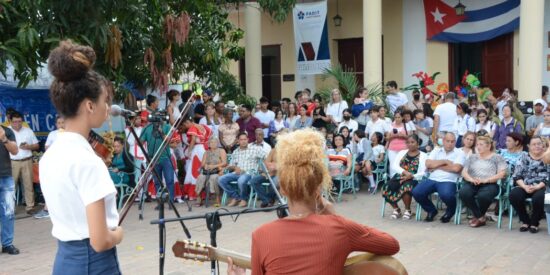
[[7, 82, 550, 234]]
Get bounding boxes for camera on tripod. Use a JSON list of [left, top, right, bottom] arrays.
[[148, 109, 170, 123]]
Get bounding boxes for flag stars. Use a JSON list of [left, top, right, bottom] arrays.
[[431, 7, 446, 24]]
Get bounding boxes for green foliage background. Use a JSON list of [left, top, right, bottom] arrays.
[[0, 0, 295, 102]]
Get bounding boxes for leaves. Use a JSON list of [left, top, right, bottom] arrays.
[[0, 0, 297, 100]]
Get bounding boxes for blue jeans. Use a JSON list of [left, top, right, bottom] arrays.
[[53, 239, 121, 275], [412, 179, 457, 217], [0, 176, 15, 247], [153, 158, 175, 201], [218, 173, 252, 201], [250, 175, 279, 204]]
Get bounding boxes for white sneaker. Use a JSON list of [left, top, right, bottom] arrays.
[[390, 209, 401, 219], [402, 210, 412, 220], [175, 198, 185, 204]]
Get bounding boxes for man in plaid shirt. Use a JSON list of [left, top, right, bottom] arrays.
[[219, 132, 267, 207]]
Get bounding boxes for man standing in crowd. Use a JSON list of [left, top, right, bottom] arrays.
[[218, 133, 266, 207], [432, 92, 458, 140], [140, 102, 176, 207], [141, 94, 160, 125], [9, 112, 39, 215], [236, 104, 262, 143], [412, 132, 465, 223], [0, 119, 20, 255], [385, 80, 408, 114], [1, 108, 30, 128], [526, 99, 546, 137], [254, 97, 275, 143]]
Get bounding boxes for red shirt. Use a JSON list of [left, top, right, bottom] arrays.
[[251, 214, 400, 275], [236, 116, 263, 142]]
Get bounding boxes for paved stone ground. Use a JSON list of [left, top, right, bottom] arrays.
[[1, 191, 549, 275]]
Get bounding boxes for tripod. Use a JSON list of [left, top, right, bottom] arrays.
[[119, 95, 196, 275]]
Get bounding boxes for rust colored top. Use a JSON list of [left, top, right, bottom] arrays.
[[251, 214, 400, 275]]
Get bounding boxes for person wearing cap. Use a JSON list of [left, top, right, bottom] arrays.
[[526, 99, 546, 137], [453, 102, 476, 147], [225, 100, 239, 122]]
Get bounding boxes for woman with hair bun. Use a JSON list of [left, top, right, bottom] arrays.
[[39, 40, 123, 274], [228, 129, 400, 274]]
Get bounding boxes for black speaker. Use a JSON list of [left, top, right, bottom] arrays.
[[517, 101, 533, 115]]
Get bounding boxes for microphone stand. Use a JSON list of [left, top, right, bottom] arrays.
[[150, 205, 289, 275], [259, 162, 289, 217], [118, 95, 196, 275]]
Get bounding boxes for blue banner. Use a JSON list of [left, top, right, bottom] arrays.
[[0, 86, 57, 140]]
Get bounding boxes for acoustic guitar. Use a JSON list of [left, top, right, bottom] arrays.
[[173, 240, 408, 275]]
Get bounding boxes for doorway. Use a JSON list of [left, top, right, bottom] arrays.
[[238, 45, 282, 101], [449, 33, 513, 97]]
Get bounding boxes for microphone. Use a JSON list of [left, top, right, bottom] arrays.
[[110, 105, 136, 117]]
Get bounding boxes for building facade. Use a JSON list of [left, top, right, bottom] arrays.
[[228, 0, 549, 102]]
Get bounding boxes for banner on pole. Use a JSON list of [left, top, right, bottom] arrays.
[[293, 0, 331, 75]]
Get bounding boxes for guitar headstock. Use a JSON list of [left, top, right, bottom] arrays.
[[172, 239, 214, 263]]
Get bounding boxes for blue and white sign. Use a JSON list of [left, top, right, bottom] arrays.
[[293, 0, 331, 74]]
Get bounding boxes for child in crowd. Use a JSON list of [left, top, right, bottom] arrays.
[[363, 132, 385, 193]]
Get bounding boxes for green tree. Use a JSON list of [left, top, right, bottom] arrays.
[[0, 0, 295, 100]]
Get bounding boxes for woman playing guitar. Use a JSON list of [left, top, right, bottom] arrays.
[[228, 129, 400, 275], [39, 40, 123, 274]]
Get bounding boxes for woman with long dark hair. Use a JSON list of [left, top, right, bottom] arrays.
[[40, 40, 123, 274]]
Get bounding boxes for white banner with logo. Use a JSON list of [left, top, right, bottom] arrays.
[[293, 0, 331, 75]]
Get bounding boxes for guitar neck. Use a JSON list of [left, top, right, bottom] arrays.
[[210, 247, 252, 269]]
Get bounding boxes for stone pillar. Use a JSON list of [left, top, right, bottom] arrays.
[[363, 0, 383, 87], [244, 1, 263, 100], [518, 0, 545, 101]]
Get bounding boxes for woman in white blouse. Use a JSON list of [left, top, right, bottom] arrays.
[[39, 40, 123, 274], [326, 88, 349, 126], [285, 102, 300, 131], [268, 109, 289, 144], [475, 109, 496, 138]]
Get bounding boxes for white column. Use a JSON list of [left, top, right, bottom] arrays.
[[245, 2, 263, 100], [519, 0, 545, 101], [402, 0, 427, 87], [363, 0, 383, 87]]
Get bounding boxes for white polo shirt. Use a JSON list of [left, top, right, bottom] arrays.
[[254, 110, 275, 137], [453, 114, 476, 136], [433, 102, 458, 133], [386, 92, 408, 114], [9, 126, 38, 160], [427, 147, 466, 183], [366, 118, 390, 136], [40, 132, 119, 241]]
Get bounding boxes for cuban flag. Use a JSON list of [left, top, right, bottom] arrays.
[[424, 0, 520, 43]]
